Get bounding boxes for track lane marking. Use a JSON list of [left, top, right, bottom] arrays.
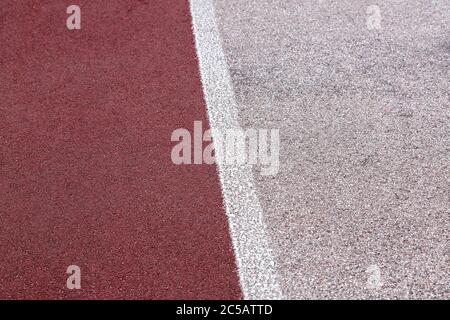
[[189, 0, 283, 300]]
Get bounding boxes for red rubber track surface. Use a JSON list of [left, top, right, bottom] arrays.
[[0, 0, 241, 299]]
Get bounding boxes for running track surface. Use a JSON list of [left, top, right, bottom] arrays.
[[0, 0, 242, 299]]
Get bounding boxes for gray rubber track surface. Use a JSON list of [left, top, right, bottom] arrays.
[[213, 0, 449, 299]]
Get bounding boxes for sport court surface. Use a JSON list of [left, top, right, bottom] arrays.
[[213, 0, 449, 299], [0, 0, 448, 299], [0, 0, 240, 299]]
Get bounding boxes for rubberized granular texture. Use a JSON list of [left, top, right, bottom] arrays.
[[0, 0, 241, 299]]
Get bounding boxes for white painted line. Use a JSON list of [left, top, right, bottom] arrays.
[[189, 0, 283, 300]]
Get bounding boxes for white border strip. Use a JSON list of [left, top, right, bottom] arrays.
[[189, 0, 283, 299]]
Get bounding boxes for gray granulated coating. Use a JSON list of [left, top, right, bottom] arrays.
[[213, 0, 449, 299]]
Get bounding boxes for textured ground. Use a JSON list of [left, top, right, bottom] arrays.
[[213, 0, 449, 299], [0, 0, 448, 300], [0, 0, 241, 299]]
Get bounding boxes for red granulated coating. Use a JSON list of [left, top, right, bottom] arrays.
[[0, 0, 241, 299]]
